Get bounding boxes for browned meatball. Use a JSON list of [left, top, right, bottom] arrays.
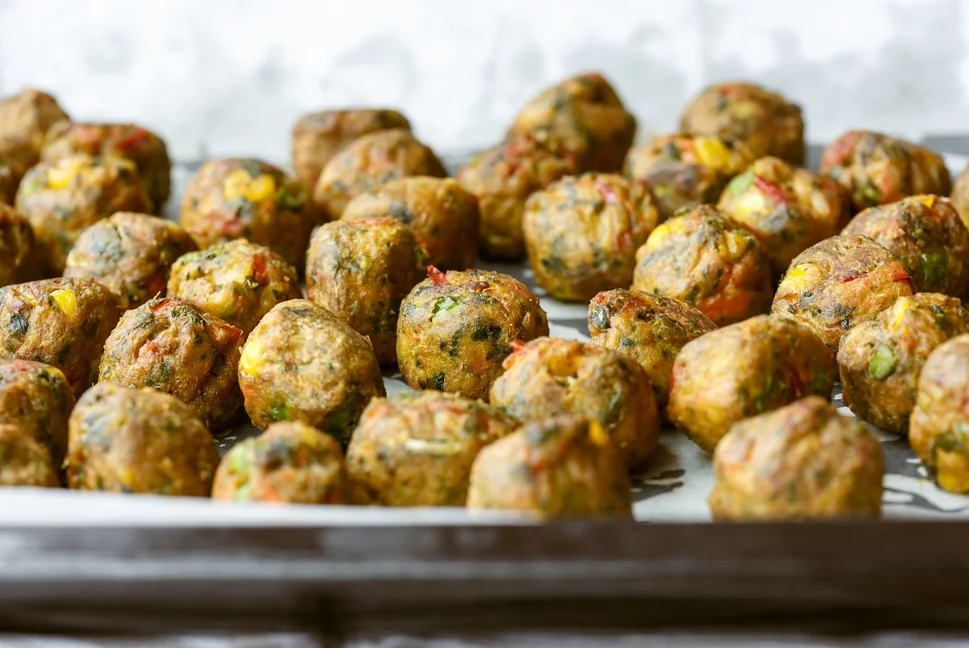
[[66, 383, 218, 496], [0, 358, 74, 467], [772, 234, 916, 351], [0, 424, 60, 487], [717, 156, 850, 275], [342, 176, 480, 270], [179, 158, 312, 269], [507, 72, 636, 173], [0, 278, 120, 396], [588, 288, 717, 410], [313, 129, 447, 222], [0, 203, 39, 287], [950, 163, 969, 225], [456, 132, 579, 259], [490, 337, 660, 469], [15, 155, 151, 275], [838, 293, 969, 434], [632, 204, 773, 326], [709, 396, 883, 521], [0, 89, 69, 151], [668, 315, 837, 452], [820, 130, 951, 213], [522, 172, 660, 302], [679, 82, 805, 165], [467, 415, 633, 519], [841, 195, 969, 297], [64, 212, 197, 309], [346, 391, 518, 507], [99, 296, 243, 430], [0, 135, 40, 205], [396, 269, 549, 399], [306, 218, 425, 365]]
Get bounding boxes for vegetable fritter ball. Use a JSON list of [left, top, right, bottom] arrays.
[[0, 89, 69, 151], [396, 269, 549, 399], [950, 164, 969, 224], [0, 135, 40, 205], [0, 203, 39, 287], [668, 315, 837, 452], [346, 391, 519, 506], [709, 396, 883, 521], [0, 424, 60, 487], [522, 172, 660, 302], [0, 359, 75, 466]]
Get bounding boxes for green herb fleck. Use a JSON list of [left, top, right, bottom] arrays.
[[728, 170, 754, 196], [431, 296, 460, 319], [868, 345, 897, 381]]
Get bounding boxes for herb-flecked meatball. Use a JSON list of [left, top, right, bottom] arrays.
[[0, 203, 39, 287], [41, 122, 171, 211], [456, 132, 579, 259], [838, 293, 969, 434], [717, 156, 850, 275], [523, 172, 660, 302], [668, 315, 837, 452], [0, 424, 60, 487], [213, 421, 360, 504], [239, 299, 385, 442], [771, 234, 915, 351], [0, 89, 69, 151], [0, 135, 40, 205], [306, 218, 425, 365], [98, 297, 243, 430], [679, 82, 805, 165], [167, 239, 300, 338], [709, 396, 883, 521], [65, 383, 218, 496], [490, 337, 660, 469], [0, 278, 120, 397], [467, 415, 632, 519], [342, 176, 479, 270], [179, 158, 311, 268], [313, 129, 447, 222], [588, 289, 717, 410], [64, 212, 197, 309], [346, 391, 518, 506], [0, 359, 74, 466], [624, 133, 754, 219], [15, 155, 151, 275], [820, 130, 951, 213], [396, 269, 549, 399], [292, 108, 411, 193], [841, 195, 969, 297], [632, 204, 773, 326]]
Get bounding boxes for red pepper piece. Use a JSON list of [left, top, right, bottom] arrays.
[[753, 175, 786, 203], [594, 181, 620, 205], [251, 254, 267, 286], [616, 229, 633, 251], [149, 298, 171, 312], [113, 128, 150, 154], [786, 364, 804, 399], [428, 266, 447, 286]]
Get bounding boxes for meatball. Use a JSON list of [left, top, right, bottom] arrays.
[[0, 358, 74, 466], [0, 135, 40, 205], [41, 121, 171, 211], [306, 218, 425, 365], [396, 269, 548, 399], [98, 296, 243, 430], [456, 132, 579, 259], [624, 133, 754, 219], [342, 176, 479, 270], [0, 203, 39, 287], [838, 293, 969, 435], [506, 72, 636, 173], [772, 234, 915, 351], [167, 239, 300, 338], [679, 81, 805, 165], [490, 337, 659, 469], [0, 89, 69, 151], [841, 195, 969, 297], [179, 158, 311, 269], [467, 415, 632, 518], [238, 299, 385, 443], [588, 288, 717, 410], [313, 129, 447, 222], [65, 382, 218, 496], [668, 315, 837, 452], [64, 212, 197, 309], [346, 391, 518, 506], [522, 172, 660, 302], [213, 421, 360, 504], [15, 155, 151, 275], [292, 108, 411, 193], [820, 130, 951, 213], [0, 278, 120, 396], [0, 424, 60, 487], [717, 156, 850, 275], [632, 204, 773, 326], [709, 396, 883, 521], [950, 163, 969, 224]]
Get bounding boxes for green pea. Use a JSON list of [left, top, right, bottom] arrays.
[[868, 345, 897, 380], [920, 247, 947, 288]]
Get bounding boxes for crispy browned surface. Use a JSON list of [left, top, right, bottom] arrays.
[[0, 89, 69, 152], [0, 358, 74, 467], [709, 396, 883, 520], [0, 203, 39, 287], [0, 423, 60, 487]]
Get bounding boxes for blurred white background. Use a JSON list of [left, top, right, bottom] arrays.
[[1, 0, 966, 163]]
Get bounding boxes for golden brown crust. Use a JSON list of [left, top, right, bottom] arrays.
[[0, 358, 74, 467], [0, 89, 69, 152], [0, 203, 39, 287], [0, 423, 60, 487]]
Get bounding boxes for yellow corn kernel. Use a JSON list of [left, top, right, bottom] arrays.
[[49, 289, 77, 319], [46, 160, 83, 190], [588, 419, 609, 447], [644, 217, 687, 251], [693, 137, 731, 169], [919, 195, 937, 209], [238, 337, 263, 376], [781, 262, 821, 292], [891, 297, 913, 331], [244, 174, 276, 202], [223, 169, 254, 201]]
